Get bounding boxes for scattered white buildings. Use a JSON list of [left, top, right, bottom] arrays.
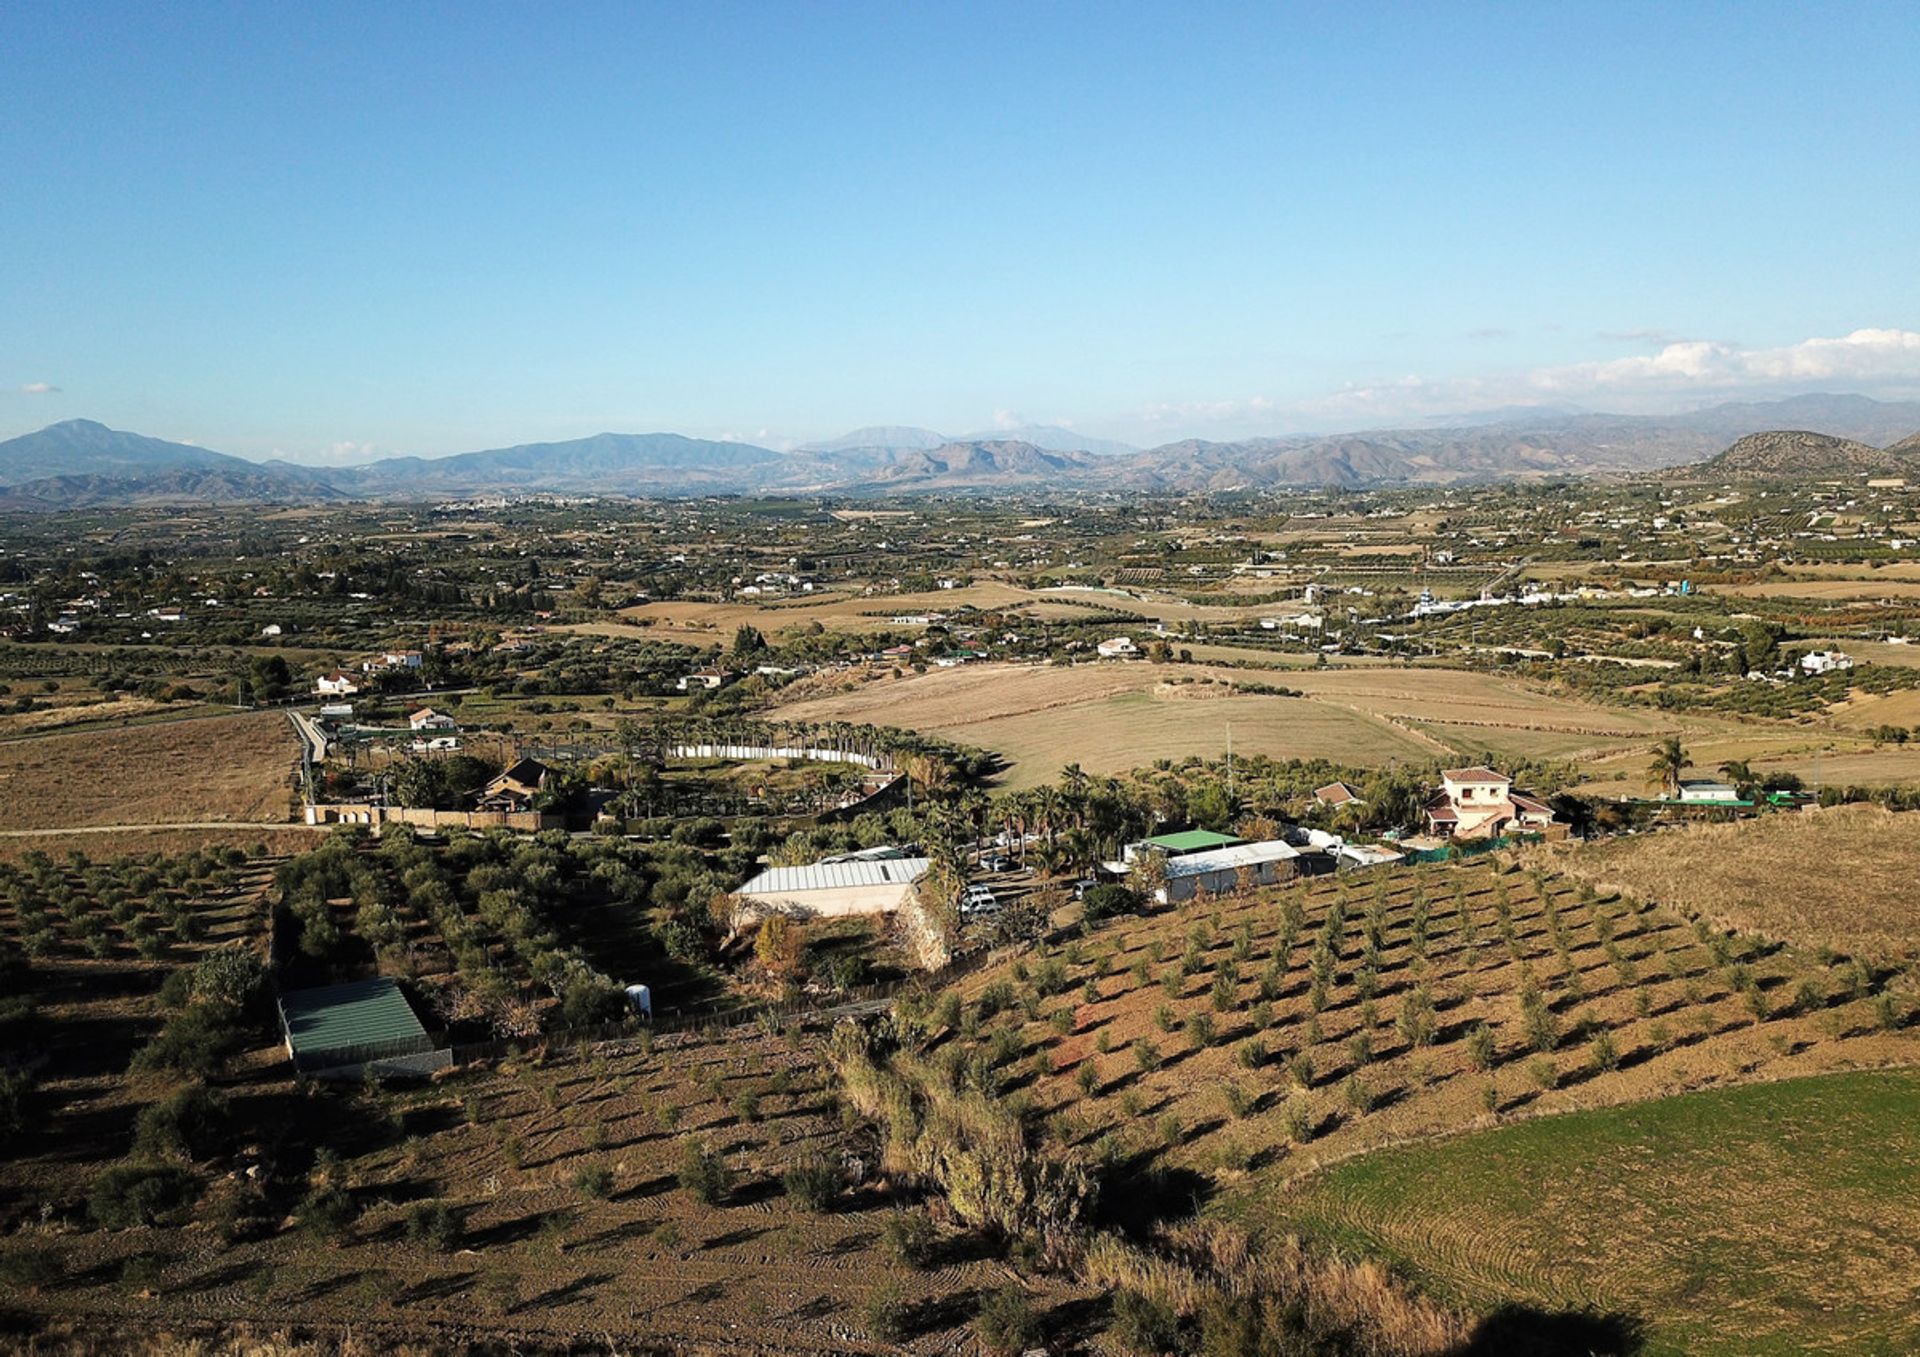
[[1096, 636, 1140, 659], [314, 672, 362, 698]]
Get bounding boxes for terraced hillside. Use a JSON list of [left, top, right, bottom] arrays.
[[932, 858, 1912, 1182]]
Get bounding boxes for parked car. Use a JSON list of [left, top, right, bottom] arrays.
[[981, 853, 1014, 872], [962, 883, 1001, 915]]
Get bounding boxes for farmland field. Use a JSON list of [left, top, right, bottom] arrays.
[[0, 711, 298, 831], [769, 658, 1799, 790], [1252, 1070, 1920, 1357], [1554, 803, 1920, 962], [0, 842, 1078, 1355], [771, 661, 1439, 787], [938, 858, 1912, 1184]]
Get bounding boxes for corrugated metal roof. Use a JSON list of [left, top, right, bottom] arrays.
[[280, 977, 431, 1060], [1144, 829, 1244, 853], [1165, 840, 1298, 878], [738, 857, 931, 895]]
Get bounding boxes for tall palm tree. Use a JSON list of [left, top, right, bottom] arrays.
[[1647, 736, 1690, 799]]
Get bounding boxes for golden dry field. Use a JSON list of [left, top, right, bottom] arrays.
[[1552, 803, 1920, 961], [0, 711, 298, 831], [770, 662, 1439, 787], [768, 657, 1861, 791]]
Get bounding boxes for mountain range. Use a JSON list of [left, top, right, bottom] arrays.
[[1, 394, 1918, 507]]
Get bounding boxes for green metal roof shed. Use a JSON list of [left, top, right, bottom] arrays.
[[279, 977, 434, 1071], [1142, 829, 1245, 855]]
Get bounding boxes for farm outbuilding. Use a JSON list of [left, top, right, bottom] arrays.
[[1156, 840, 1300, 903], [734, 856, 931, 919], [278, 977, 440, 1075], [1122, 829, 1243, 863]]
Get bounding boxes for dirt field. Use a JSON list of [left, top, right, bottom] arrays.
[[0, 695, 183, 739], [771, 662, 1438, 788], [1552, 804, 1920, 962], [770, 658, 1775, 790], [0, 711, 297, 830], [596, 581, 1303, 647], [1714, 578, 1920, 600], [1262, 1069, 1920, 1356]]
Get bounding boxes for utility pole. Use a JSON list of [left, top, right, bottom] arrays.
[[1226, 723, 1235, 800]]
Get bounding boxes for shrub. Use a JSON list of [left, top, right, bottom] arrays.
[[89, 1161, 199, 1228], [1342, 1074, 1375, 1115], [975, 1285, 1041, 1357], [678, 1140, 734, 1205], [298, 1181, 359, 1239], [1223, 1082, 1254, 1119], [782, 1154, 843, 1212], [406, 1200, 462, 1252], [1081, 883, 1141, 921], [0, 1244, 64, 1293], [132, 1004, 245, 1078], [1284, 1093, 1314, 1143], [882, 1210, 938, 1269], [1132, 1038, 1162, 1073], [573, 1163, 614, 1199], [863, 1280, 911, 1341], [132, 1084, 231, 1162], [1874, 993, 1905, 1031], [1590, 1029, 1620, 1073], [1184, 1012, 1216, 1048], [1528, 1056, 1559, 1091], [1111, 1288, 1182, 1356]]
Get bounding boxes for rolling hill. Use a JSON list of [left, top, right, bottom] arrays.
[[1683, 429, 1920, 480], [6, 395, 1920, 506], [0, 419, 261, 487]]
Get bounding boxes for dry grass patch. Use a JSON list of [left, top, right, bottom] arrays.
[[772, 661, 1434, 787], [0, 712, 296, 830], [1554, 804, 1920, 961]]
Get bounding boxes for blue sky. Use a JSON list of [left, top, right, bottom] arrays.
[[2, 1, 1917, 460]]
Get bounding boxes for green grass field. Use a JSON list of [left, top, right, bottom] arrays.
[[1240, 1069, 1920, 1357]]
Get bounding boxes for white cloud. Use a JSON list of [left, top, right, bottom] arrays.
[[280, 439, 386, 467], [1533, 328, 1920, 395], [1135, 396, 1276, 427], [1277, 327, 1920, 428], [992, 408, 1025, 430], [17, 381, 60, 394]]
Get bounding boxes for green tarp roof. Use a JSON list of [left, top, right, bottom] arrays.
[[280, 977, 431, 1061], [1143, 829, 1244, 853]]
